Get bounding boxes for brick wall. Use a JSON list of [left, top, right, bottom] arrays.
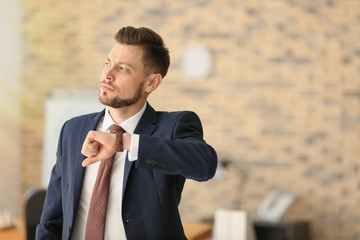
[[22, 0, 360, 239]]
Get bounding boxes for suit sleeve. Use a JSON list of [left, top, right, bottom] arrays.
[[136, 111, 217, 181], [36, 123, 66, 239]]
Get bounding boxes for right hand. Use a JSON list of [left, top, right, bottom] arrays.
[[81, 130, 117, 167]]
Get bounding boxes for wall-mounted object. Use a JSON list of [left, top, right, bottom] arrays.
[[180, 44, 212, 81], [42, 89, 103, 187]]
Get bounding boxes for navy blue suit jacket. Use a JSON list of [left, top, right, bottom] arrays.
[[36, 103, 217, 240]]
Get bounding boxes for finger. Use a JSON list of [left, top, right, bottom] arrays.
[[81, 147, 98, 157], [81, 141, 99, 157], [81, 150, 96, 158], [82, 156, 99, 167], [82, 131, 95, 145]]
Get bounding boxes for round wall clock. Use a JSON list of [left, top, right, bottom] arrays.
[[180, 44, 212, 81]]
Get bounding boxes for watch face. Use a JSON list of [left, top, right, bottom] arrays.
[[181, 44, 212, 81]]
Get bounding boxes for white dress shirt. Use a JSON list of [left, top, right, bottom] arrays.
[[70, 103, 146, 240]]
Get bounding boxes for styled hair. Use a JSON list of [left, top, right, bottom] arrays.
[[114, 26, 170, 78]]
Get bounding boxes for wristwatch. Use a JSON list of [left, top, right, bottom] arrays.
[[112, 129, 125, 152]]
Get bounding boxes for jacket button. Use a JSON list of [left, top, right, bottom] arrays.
[[151, 160, 157, 165], [161, 162, 166, 168], [146, 159, 151, 165]]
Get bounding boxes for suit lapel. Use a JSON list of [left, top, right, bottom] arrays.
[[72, 109, 105, 214], [122, 103, 158, 195]]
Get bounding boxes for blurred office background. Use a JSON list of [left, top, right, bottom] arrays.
[[1, 0, 360, 239]]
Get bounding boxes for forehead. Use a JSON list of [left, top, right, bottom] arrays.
[[108, 43, 144, 62]]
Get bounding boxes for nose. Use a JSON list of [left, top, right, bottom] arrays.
[[103, 67, 115, 82]]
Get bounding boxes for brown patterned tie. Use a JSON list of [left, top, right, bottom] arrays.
[[85, 124, 125, 240]]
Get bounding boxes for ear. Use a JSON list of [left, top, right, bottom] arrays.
[[145, 73, 163, 94]]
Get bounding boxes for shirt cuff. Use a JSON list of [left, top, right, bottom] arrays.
[[128, 134, 139, 161]]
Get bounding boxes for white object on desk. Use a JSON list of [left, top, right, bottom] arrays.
[[256, 189, 296, 223], [212, 209, 247, 240], [0, 210, 17, 230]]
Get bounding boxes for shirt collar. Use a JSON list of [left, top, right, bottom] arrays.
[[102, 102, 147, 134]]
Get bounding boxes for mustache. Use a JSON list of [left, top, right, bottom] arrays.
[[100, 81, 116, 89]]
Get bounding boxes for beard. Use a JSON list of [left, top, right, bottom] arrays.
[[99, 82, 145, 108]]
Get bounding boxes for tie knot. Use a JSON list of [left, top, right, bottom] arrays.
[[109, 124, 125, 134]]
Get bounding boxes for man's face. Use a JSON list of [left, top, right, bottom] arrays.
[[99, 43, 148, 108]]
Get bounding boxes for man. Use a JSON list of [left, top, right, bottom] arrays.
[[36, 26, 217, 240]]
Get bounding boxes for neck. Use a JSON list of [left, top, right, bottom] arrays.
[[108, 100, 146, 124]]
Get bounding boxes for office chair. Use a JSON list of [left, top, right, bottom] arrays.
[[25, 189, 46, 240]]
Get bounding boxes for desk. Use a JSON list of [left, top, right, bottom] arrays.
[[184, 222, 213, 240], [0, 222, 212, 240], [0, 225, 25, 240]]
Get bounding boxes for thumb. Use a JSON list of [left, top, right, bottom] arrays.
[[82, 156, 99, 167]]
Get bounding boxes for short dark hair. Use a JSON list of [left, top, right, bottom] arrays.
[[114, 26, 170, 78]]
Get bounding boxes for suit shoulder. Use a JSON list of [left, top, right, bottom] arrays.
[[155, 110, 201, 125], [156, 110, 199, 119]]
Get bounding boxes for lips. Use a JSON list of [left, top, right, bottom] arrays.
[[101, 83, 115, 92]]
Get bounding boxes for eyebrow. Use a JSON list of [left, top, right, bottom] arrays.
[[106, 57, 134, 69]]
